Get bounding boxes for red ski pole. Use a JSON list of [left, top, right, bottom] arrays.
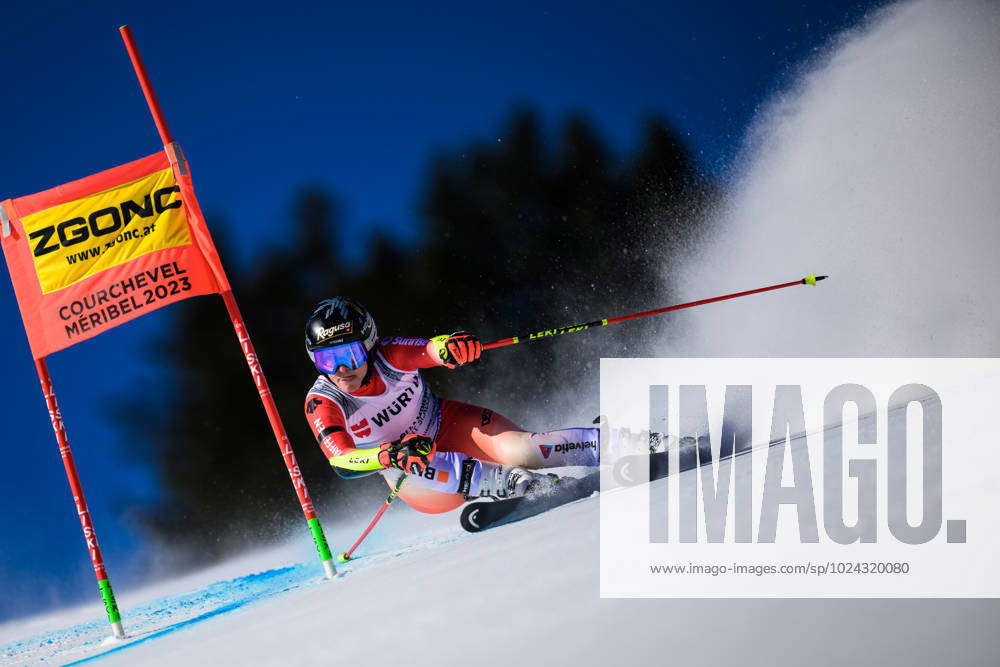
[[337, 475, 407, 563], [483, 274, 827, 350]]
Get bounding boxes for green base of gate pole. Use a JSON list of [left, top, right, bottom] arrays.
[[307, 517, 337, 579], [98, 578, 125, 638]]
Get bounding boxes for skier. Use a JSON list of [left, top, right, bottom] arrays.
[[303, 297, 600, 514]]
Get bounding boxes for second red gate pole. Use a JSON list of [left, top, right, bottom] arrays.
[[118, 24, 336, 579]]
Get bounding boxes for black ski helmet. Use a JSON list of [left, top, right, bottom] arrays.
[[304, 297, 378, 353]]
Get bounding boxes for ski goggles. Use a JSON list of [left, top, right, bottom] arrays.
[[311, 341, 369, 373]]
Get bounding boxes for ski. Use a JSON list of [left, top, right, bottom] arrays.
[[460, 470, 601, 532], [460, 450, 673, 533], [460, 435, 732, 532]]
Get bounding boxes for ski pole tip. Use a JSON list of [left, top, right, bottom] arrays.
[[336, 552, 351, 564], [803, 274, 828, 286]]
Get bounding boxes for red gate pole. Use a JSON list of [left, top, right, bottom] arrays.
[[35, 358, 125, 638], [117, 25, 336, 578]]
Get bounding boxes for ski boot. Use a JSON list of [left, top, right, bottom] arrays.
[[475, 462, 560, 500]]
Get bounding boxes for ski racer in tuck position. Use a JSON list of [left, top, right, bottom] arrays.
[[303, 297, 599, 513]]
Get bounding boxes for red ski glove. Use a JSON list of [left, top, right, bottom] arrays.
[[378, 434, 437, 473], [430, 331, 483, 368]]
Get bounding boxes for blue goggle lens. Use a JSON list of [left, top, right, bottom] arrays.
[[312, 341, 368, 373]]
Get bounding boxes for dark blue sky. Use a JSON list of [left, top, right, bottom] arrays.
[[0, 0, 880, 619]]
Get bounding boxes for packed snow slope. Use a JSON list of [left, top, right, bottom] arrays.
[[2, 470, 998, 667]]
